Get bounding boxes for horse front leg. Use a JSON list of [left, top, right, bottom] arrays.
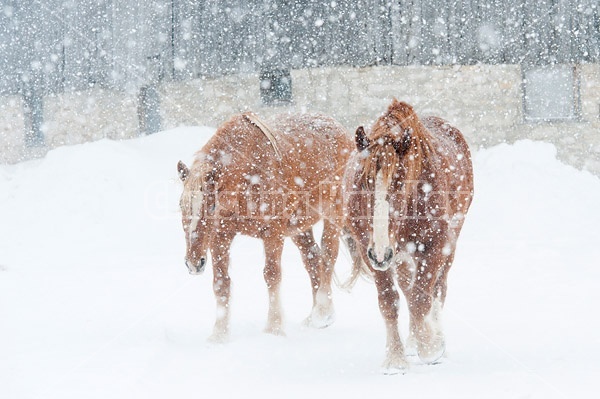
[[292, 228, 334, 328], [317, 220, 341, 323], [374, 269, 408, 374], [263, 235, 285, 335], [395, 257, 419, 357], [208, 232, 234, 343]]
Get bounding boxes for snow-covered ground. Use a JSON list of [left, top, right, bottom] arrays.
[[1, 127, 599, 398]]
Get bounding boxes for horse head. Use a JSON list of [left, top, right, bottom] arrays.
[[177, 160, 219, 275], [346, 99, 423, 272]]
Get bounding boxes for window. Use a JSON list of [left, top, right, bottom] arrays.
[[523, 65, 579, 122], [138, 85, 161, 135], [260, 68, 292, 106], [22, 85, 45, 147]]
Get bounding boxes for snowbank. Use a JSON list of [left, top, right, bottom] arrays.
[[1, 129, 599, 398]]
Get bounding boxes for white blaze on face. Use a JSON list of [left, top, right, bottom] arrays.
[[373, 170, 391, 262], [188, 191, 203, 243]]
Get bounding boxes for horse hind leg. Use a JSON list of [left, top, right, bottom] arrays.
[[417, 251, 455, 358], [412, 248, 456, 357], [263, 235, 285, 336], [414, 295, 445, 364], [407, 294, 445, 363], [407, 254, 447, 364], [292, 228, 335, 328]]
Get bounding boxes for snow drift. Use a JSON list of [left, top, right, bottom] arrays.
[[1, 128, 599, 398]]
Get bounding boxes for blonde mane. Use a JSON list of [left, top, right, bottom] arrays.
[[185, 163, 205, 190], [362, 99, 433, 189], [182, 113, 282, 206], [180, 157, 212, 210]]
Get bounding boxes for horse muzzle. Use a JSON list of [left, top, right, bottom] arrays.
[[186, 257, 206, 275], [367, 247, 394, 271]]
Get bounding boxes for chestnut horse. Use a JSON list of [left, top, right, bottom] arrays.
[[343, 100, 474, 373], [177, 112, 353, 341]]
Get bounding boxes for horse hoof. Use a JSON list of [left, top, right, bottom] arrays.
[[381, 357, 409, 375], [305, 311, 336, 329], [418, 341, 445, 364], [207, 331, 229, 344], [264, 326, 286, 336], [405, 336, 418, 357]]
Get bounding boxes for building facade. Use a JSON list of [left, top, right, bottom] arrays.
[[1, 1, 599, 172]]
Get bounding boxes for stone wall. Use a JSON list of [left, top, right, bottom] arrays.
[[42, 88, 139, 147], [0, 96, 26, 164], [0, 88, 139, 164], [159, 64, 525, 148], [1, 64, 599, 174], [159, 64, 600, 174], [289, 65, 523, 148]]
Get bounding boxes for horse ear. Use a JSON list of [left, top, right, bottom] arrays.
[[177, 161, 189, 181], [355, 126, 370, 152], [392, 128, 412, 156]]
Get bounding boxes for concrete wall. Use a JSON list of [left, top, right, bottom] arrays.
[[1, 64, 599, 175]]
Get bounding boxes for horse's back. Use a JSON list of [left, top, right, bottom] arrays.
[[422, 117, 471, 161], [199, 112, 352, 236], [269, 113, 353, 187], [271, 113, 351, 157], [422, 116, 474, 215], [203, 112, 352, 187]]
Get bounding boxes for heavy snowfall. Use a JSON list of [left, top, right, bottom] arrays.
[[1, 129, 599, 398], [1, 1, 600, 398]]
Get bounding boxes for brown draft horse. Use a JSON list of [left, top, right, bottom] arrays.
[[177, 112, 353, 341], [343, 99, 474, 373]]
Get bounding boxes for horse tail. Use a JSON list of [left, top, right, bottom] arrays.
[[336, 251, 417, 292], [336, 228, 373, 292], [335, 233, 418, 292], [242, 112, 283, 160]]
